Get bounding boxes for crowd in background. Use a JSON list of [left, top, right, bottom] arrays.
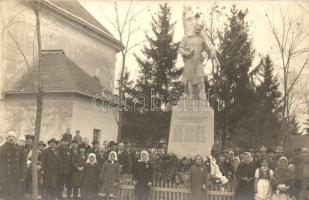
[[1, 128, 309, 200]]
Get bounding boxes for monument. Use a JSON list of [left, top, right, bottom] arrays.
[[167, 7, 216, 158]]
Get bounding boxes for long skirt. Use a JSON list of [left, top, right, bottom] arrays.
[[255, 179, 272, 200]]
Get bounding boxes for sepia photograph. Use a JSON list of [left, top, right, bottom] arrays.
[[0, 0, 309, 200]]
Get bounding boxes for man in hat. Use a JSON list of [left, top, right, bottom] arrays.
[[25, 134, 34, 154], [62, 128, 72, 145], [24, 134, 34, 194], [108, 141, 118, 152], [0, 131, 26, 200], [118, 142, 129, 174], [87, 140, 100, 154], [37, 141, 46, 198], [70, 140, 79, 155], [82, 137, 92, 153], [267, 148, 276, 170], [72, 130, 82, 145], [260, 146, 268, 159], [71, 144, 87, 199], [41, 138, 60, 200], [57, 139, 72, 199]]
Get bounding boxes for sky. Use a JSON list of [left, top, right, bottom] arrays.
[[80, 0, 309, 130]]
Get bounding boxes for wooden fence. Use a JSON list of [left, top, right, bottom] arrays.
[[119, 176, 235, 200]]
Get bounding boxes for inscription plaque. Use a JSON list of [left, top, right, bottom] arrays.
[[168, 99, 214, 158]]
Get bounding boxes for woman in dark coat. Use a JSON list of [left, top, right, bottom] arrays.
[[222, 157, 234, 181], [189, 155, 208, 200], [133, 150, 153, 200], [234, 152, 255, 200], [98, 151, 120, 200], [71, 144, 87, 199], [82, 153, 99, 200]]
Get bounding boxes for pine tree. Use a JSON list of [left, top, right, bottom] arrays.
[[124, 3, 181, 144], [256, 55, 281, 114], [215, 5, 255, 148], [233, 55, 282, 149]]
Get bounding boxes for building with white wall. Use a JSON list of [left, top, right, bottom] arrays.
[[0, 0, 122, 142]]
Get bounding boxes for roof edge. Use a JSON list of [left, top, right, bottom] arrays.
[[3, 90, 116, 102], [41, 0, 123, 52]]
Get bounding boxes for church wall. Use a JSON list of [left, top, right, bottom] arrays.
[[0, 0, 117, 94], [71, 95, 118, 144], [0, 94, 73, 141]]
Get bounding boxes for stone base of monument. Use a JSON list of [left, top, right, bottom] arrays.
[[167, 98, 214, 158]]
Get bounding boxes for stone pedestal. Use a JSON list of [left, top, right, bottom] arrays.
[[167, 99, 214, 158]]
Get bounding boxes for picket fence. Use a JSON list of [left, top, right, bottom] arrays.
[[119, 176, 235, 200]]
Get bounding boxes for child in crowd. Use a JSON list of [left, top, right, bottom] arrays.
[[82, 153, 99, 200], [98, 151, 120, 200]]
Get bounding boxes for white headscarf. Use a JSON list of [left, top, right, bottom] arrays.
[[139, 150, 150, 162], [86, 153, 97, 164], [108, 151, 118, 163]]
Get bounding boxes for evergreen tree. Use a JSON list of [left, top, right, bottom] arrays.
[[256, 55, 281, 114], [233, 55, 282, 149], [124, 3, 181, 144], [215, 5, 255, 148]]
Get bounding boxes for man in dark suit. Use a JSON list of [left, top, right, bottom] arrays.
[[0, 131, 26, 200], [41, 138, 60, 200], [57, 139, 72, 199], [62, 128, 72, 145]]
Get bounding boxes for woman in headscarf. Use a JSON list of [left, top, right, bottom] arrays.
[[133, 150, 153, 200], [234, 152, 255, 200], [189, 155, 208, 200], [255, 158, 274, 200], [272, 156, 292, 190], [98, 151, 120, 200], [82, 153, 99, 200]]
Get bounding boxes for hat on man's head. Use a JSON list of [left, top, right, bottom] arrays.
[[71, 140, 78, 144], [108, 141, 117, 147], [47, 138, 58, 145], [79, 143, 87, 150], [38, 141, 46, 147], [260, 146, 267, 152], [92, 140, 100, 145], [25, 135, 34, 141], [275, 146, 284, 153]]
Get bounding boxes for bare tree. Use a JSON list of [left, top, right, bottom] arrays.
[[266, 7, 309, 140], [101, 1, 148, 141], [2, 0, 43, 199]]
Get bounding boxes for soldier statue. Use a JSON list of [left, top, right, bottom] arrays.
[[179, 6, 217, 99]]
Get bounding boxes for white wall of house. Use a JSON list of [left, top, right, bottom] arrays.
[[71, 96, 118, 144], [0, 94, 74, 141], [0, 0, 118, 94]]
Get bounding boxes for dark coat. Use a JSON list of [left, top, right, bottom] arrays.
[[189, 164, 208, 200], [98, 161, 120, 196], [62, 133, 72, 144], [82, 163, 99, 196], [0, 142, 26, 199], [234, 162, 255, 200], [41, 147, 60, 188], [58, 146, 72, 175], [133, 161, 153, 199], [118, 151, 129, 173], [71, 152, 86, 187]]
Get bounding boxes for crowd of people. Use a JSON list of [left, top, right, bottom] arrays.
[[0, 128, 309, 200]]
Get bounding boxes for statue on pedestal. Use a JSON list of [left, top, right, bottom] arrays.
[[179, 6, 217, 100]]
